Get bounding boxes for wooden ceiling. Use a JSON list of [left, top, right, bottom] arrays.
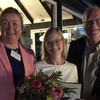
[[0, 0, 99, 25]]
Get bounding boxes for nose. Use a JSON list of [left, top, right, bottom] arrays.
[[90, 20, 99, 28], [52, 41, 57, 46], [50, 42, 58, 49], [91, 20, 97, 25], [7, 23, 13, 31]]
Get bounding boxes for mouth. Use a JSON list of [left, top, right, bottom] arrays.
[[50, 49, 58, 52], [91, 29, 100, 33], [6, 33, 16, 39], [6, 31, 15, 35]]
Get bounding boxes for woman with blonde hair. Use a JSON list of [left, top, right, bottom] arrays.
[[36, 27, 78, 83]]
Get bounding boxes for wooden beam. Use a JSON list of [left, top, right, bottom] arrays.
[[39, 0, 51, 17], [25, 19, 82, 30], [14, 0, 34, 24]]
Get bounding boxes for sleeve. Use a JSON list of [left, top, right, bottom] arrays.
[[67, 41, 75, 63]]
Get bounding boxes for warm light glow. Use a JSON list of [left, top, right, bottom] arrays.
[[73, 26, 78, 30], [63, 33, 69, 39], [39, 35, 44, 42]]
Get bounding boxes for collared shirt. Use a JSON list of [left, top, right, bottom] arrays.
[[81, 43, 100, 99]]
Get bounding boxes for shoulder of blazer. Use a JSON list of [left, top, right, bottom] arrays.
[[19, 43, 36, 62], [20, 43, 34, 55]]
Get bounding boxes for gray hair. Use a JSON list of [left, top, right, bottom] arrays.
[[82, 6, 100, 24]]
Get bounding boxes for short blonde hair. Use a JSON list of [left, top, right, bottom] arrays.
[[41, 27, 67, 60]]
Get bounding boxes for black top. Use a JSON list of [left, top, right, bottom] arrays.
[[5, 47, 25, 86]]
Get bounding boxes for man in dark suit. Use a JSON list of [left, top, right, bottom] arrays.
[[67, 6, 100, 100], [67, 36, 86, 83]]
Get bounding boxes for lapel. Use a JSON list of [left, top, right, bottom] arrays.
[[19, 44, 34, 77], [0, 41, 34, 80], [0, 41, 13, 82]]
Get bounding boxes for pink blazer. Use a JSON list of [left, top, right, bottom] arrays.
[[0, 41, 35, 100]]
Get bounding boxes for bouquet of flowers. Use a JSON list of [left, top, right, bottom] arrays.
[[17, 70, 76, 100]]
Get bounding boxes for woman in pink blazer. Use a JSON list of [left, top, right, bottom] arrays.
[[0, 7, 35, 100]]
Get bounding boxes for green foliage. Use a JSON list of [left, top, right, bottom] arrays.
[[17, 71, 77, 100], [62, 87, 77, 96], [50, 71, 62, 80]]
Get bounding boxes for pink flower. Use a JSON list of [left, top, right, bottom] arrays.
[[30, 79, 42, 88], [51, 87, 63, 99]]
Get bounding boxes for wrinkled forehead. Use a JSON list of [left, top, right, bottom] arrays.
[[86, 9, 100, 20]]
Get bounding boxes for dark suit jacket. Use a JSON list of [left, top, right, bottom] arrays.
[[67, 36, 100, 99], [67, 36, 86, 83]]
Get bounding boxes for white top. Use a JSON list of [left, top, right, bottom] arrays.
[[35, 60, 78, 83]]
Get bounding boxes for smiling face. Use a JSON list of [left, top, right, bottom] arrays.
[[1, 13, 22, 46], [84, 9, 100, 42], [45, 31, 64, 58]]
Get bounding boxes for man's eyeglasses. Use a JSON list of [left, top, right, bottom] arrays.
[[85, 18, 100, 25], [45, 39, 63, 47]]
